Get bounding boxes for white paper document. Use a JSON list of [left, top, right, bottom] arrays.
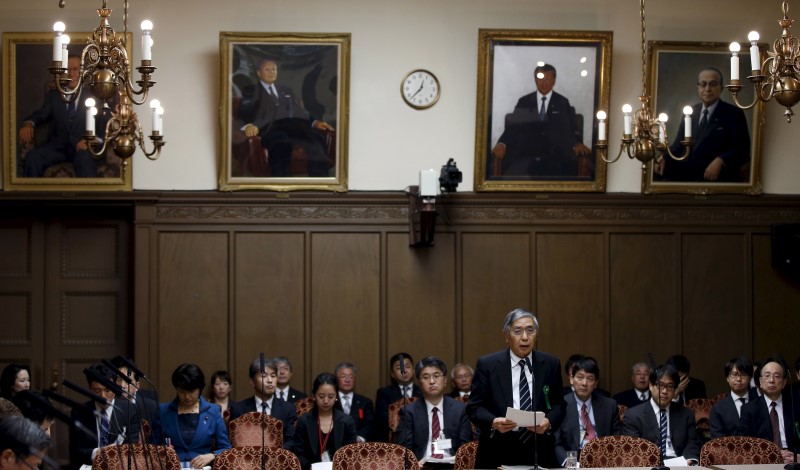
[[311, 463, 333, 470], [663, 456, 688, 467], [505, 407, 546, 427], [422, 455, 456, 464]]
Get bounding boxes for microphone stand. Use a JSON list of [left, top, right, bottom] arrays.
[[397, 355, 410, 470], [260, 353, 267, 470], [526, 357, 542, 470], [783, 358, 799, 470]]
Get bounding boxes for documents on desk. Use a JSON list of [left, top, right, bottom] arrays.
[[422, 455, 456, 464], [506, 407, 546, 427], [311, 463, 333, 470], [499, 465, 549, 470], [664, 456, 689, 466]]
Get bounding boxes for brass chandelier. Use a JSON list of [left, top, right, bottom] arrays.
[[597, 0, 692, 166], [49, 0, 164, 169], [727, 1, 800, 122]]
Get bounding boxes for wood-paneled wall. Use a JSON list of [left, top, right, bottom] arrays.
[[120, 193, 800, 402]]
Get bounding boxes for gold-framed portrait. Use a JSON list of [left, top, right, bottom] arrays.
[[642, 41, 765, 195], [218, 32, 350, 192], [473, 29, 612, 192]]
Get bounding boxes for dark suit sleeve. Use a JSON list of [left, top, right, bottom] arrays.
[[356, 396, 375, 441], [396, 406, 418, 458], [609, 401, 622, 436], [466, 355, 499, 433], [622, 407, 644, 438], [290, 414, 314, 470], [23, 90, 57, 128], [374, 387, 392, 442], [542, 357, 565, 429], [341, 414, 358, 446], [680, 411, 701, 460], [455, 406, 474, 452], [69, 407, 96, 465], [709, 402, 726, 438], [282, 402, 298, 445]]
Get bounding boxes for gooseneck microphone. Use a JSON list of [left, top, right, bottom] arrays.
[[259, 353, 267, 470]]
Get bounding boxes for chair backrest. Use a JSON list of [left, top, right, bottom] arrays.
[[222, 408, 231, 430], [617, 404, 628, 423], [228, 411, 284, 448], [579, 435, 660, 468], [711, 392, 728, 404], [387, 397, 418, 442], [294, 397, 316, 417], [332, 442, 419, 470], [93, 444, 181, 470], [454, 395, 469, 405], [454, 441, 478, 470], [700, 436, 784, 466], [213, 446, 301, 470], [686, 398, 714, 434]]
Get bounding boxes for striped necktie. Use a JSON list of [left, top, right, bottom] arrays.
[[431, 407, 443, 458], [99, 413, 110, 447], [518, 359, 533, 443], [659, 409, 668, 458]]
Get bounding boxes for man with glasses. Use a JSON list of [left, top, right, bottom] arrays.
[[0, 415, 50, 470], [709, 357, 755, 438], [273, 356, 307, 403], [335, 362, 374, 442], [656, 66, 750, 182], [397, 356, 473, 463], [622, 364, 700, 464], [467, 308, 565, 469], [739, 358, 799, 464]]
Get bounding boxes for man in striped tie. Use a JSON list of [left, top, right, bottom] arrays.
[[466, 308, 565, 469], [622, 364, 700, 464], [555, 357, 621, 466]]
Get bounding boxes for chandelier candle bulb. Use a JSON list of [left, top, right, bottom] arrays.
[[729, 42, 741, 81], [156, 107, 164, 134], [85, 98, 96, 133], [596, 111, 607, 140], [683, 106, 693, 138], [141, 20, 153, 61], [748, 31, 761, 72], [61, 35, 70, 69], [52, 22, 65, 61], [622, 104, 633, 135], [658, 113, 668, 143], [150, 99, 161, 133]]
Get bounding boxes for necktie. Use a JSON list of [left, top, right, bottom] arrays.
[[518, 359, 533, 443], [770, 401, 782, 448], [431, 407, 443, 458], [659, 409, 668, 459], [67, 100, 76, 115], [403, 386, 410, 398], [738, 398, 747, 417], [279, 390, 285, 400], [698, 109, 709, 134], [640, 392, 647, 401], [539, 97, 547, 121], [581, 403, 596, 444], [343, 395, 351, 414], [99, 413, 110, 447]]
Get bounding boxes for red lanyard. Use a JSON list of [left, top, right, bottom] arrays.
[[317, 415, 334, 459]]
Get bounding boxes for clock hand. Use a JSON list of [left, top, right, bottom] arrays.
[[410, 80, 425, 98]]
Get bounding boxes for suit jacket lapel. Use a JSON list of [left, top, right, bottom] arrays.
[[499, 351, 513, 408]]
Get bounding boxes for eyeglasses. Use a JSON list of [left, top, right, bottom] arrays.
[[656, 382, 676, 391], [420, 373, 444, 382], [728, 372, 749, 380], [510, 327, 536, 337], [761, 373, 784, 381], [337, 374, 355, 380], [697, 81, 720, 88], [454, 373, 472, 380]]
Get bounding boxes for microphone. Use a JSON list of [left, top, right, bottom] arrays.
[[42, 389, 103, 419], [83, 366, 126, 397], [112, 355, 148, 381], [63, 379, 120, 412], [399, 354, 406, 376], [260, 352, 265, 377], [101, 360, 135, 386]]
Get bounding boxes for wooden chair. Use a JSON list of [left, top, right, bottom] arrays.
[[213, 446, 301, 470], [686, 398, 714, 441], [228, 412, 284, 448], [387, 397, 418, 442], [294, 397, 315, 418], [699, 436, 784, 466], [454, 441, 478, 470], [579, 435, 660, 468], [93, 444, 181, 470], [332, 442, 419, 470]]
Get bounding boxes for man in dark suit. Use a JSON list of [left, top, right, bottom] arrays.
[[229, 357, 297, 445], [466, 308, 565, 469], [0, 415, 51, 470], [447, 364, 473, 399], [110, 356, 161, 444], [657, 67, 750, 182], [69, 363, 140, 466], [335, 361, 375, 442], [738, 357, 799, 464], [491, 63, 591, 179], [397, 356, 473, 462], [710, 356, 755, 438], [374, 352, 423, 442], [237, 58, 334, 177], [273, 356, 307, 403], [622, 364, 700, 464], [666, 354, 707, 405], [613, 362, 652, 408], [555, 357, 621, 465], [18, 55, 107, 178]]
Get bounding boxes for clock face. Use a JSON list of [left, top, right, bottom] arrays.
[[401, 69, 440, 109]]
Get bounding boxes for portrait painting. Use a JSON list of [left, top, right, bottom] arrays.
[[643, 41, 765, 195], [219, 32, 350, 192], [474, 29, 612, 192], [2, 32, 133, 191]]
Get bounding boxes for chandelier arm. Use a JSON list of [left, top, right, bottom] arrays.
[[599, 145, 626, 164], [131, 117, 164, 160], [83, 117, 120, 158], [660, 140, 692, 161], [728, 86, 766, 109]]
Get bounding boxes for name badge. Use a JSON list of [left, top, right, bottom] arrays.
[[321, 451, 331, 462], [433, 439, 452, 452]]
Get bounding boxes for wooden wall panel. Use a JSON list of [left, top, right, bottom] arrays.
[[682, 234, 749, 397], [537, 233, 605, 387], [310, 233, 381, 396], [387, 232, 456, 376], [233, 232, 305, 396], [752, 234, 800, 362], [609, 233, 678, 395], [462, 233, 531, 371], [157, 232, 229, 393]]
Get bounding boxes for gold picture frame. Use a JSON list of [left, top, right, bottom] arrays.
[[2, 32, 133, 191], [642, 41, 765, 195], [219, 32, 350, 192], [474, 29, 612, 192]]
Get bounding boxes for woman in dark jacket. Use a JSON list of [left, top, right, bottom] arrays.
[[290, 372, 357, 470]]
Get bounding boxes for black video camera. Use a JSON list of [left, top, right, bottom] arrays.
[[439, 158, 462, 194]]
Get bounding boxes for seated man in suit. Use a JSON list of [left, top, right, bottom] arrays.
[[229, 357, 297, 445], [709, 356, 754, 438], [0, 415, 51, 470], [447, 364, 473, 399], [555, 357, 621, 465], [375, 352, 422, 442], [622, 364, 700, 464], [335, 361, 375, 442], [274, 356, 307, 403], [738, 357, 799, 464], [397, 356, 473, 464], [613, 362, 652, 408], [666, 354, 707, 405], [111, 356, 161, 443], [69, 363, 140, 466]]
